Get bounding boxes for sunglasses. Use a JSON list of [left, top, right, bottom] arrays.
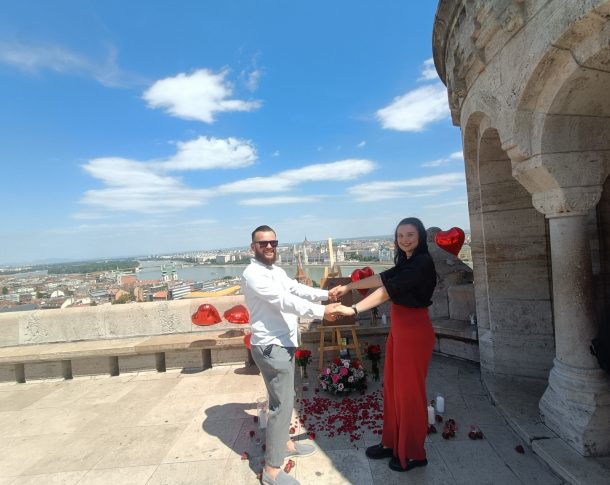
[[254, 240, 279, 248]]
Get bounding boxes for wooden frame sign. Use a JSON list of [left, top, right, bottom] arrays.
[[322, 277, 355, 326]]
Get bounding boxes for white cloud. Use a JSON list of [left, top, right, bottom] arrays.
[[347, 172, 464, 202], [239, 196, 321, 206], [376, 83, 449, 132], [217, 176, 296, 194], [81, 157, 211, 213], [418, 58, 438, 81], [279, 159, 375, 182], [244, 69, 262, 91], [424, 199, 467, 209], [143, 69, 261, 123], [421, 158, 449, 168], [159, 136, 257, 171], [421, 150, 464, 167], [81, 185, 209, 214], [70, 212, 111, 220], [272, 150, 280, 157], [0, 41, 142, 87], [83, 157, 176, 188], [183, 219, 216, 225], [217, 159, 376, 194], [357, 141, 366, 148], [80, 152, 375, 214]]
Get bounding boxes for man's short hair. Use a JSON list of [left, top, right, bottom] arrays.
[[251, 225, 276, 241]]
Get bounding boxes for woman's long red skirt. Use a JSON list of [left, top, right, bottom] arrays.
[[381, 304, 434, 468]]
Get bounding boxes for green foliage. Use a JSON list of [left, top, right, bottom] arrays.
[[1, 287, 7, 295]]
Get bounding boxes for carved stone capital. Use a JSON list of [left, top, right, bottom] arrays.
[[532, 187, 602, 217]]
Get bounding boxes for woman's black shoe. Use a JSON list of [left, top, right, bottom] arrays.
[[389, 456, 428, 472], [365, 443, 394, 459]]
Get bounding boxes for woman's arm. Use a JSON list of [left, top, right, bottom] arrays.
[[329, 274, 383, 300], [331, 286, 390, 317]]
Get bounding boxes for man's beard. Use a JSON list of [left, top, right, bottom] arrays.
[[255, 249, 276, 265]]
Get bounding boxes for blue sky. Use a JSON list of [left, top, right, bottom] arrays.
[[0, 1, 468, 265]]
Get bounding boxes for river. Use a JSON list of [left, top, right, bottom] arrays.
[[136, 261, 392, 285]]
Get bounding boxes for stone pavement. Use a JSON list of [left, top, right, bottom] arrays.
[[0, 355, 566, 485]]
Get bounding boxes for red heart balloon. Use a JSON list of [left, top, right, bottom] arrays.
[[435, 227, 465, 256], [191, 303, 222, 326], [243, 332, 252, 349], [224, 304, 250, 324], [351, 267, 375, 296]]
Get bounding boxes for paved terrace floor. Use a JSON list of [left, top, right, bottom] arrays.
[[0, 355, 567, 485]]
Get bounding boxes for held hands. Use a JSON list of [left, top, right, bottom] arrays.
[[323, 304, 338, 322], [324, 302, 356, 320]]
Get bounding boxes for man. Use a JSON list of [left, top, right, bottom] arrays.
[[242, 225, 336, 485]]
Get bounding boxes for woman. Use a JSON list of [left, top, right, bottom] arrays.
[[329, 217, 437, 472]]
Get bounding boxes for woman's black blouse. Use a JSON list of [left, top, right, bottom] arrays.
[[380, 252, 437, 307]]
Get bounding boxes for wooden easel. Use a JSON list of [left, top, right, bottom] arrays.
[[319, 237, 342, 290], [318, 245, 363, 369], [318, 323, 363, 370]]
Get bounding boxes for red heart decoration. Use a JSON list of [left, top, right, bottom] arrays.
[[350, 267, 375, 296], [243, 332, 252, 349], [435, 227, 465, 256], [191, 303, 222, 326], [224, 304, 250, 324]]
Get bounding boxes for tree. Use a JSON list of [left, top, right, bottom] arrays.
[[1, 287, 8, 295], [113, 293, 134, 305]]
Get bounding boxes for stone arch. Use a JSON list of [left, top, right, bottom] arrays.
[[515, 4, 610, 334], [463, 112, 555, 379], [513, 4, 610, 159]]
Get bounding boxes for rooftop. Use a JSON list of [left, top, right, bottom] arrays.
[[0, 354, 565, 484]]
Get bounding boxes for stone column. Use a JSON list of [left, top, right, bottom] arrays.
[[533, 187, 610, 456]]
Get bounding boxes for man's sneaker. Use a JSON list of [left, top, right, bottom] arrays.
[[285, 442, 317, 458], [261, 469, 300, 485]]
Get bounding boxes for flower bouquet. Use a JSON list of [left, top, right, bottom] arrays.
[[365, 343, 382, 381], [295, 348, 312, 379], [319, 357, 367, 395]]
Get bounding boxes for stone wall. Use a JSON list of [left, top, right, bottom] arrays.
[[0, 295, 247, 347]]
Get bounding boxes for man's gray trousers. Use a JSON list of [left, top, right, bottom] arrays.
[[251, 344, 296, 468]]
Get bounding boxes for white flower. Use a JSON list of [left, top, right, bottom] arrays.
[[337, 383, 344, 391], [342, 359, 350, 368], [348, 376, 354, 382]]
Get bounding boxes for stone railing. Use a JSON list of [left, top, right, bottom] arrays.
[[0, 295, 246, 348]]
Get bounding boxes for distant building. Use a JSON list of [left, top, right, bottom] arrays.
[[168, 283, 192, 300], [120, 275, 137, 286], [302, 236, 310, 265], [216, 254, 232, 264], [294, 254, 312, 286]]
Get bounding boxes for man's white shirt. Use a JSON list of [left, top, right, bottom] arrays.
[[242, 258, 328, 347]]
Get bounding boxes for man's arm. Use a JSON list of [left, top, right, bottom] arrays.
[[244, 270, 327, 319], [283, 276, 329, 302]]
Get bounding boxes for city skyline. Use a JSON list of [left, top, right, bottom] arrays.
[[1, 1, 468, 265]]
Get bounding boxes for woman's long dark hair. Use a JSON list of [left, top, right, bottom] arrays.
[[393, 217, 429, 266]]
